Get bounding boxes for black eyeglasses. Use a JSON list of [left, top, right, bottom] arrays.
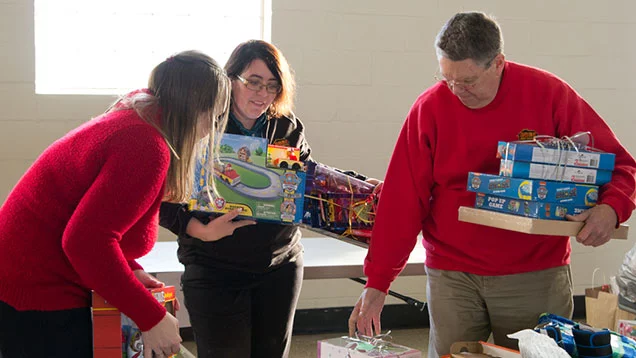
[[236, 75, 282, 94]]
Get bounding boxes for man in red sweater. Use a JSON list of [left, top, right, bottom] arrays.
[[349, 11, 636, 357]]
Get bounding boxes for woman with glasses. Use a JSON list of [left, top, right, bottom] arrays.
[[160, 40, 379, 357]]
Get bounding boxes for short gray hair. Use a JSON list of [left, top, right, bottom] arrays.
[[435, 12, 504, 67]]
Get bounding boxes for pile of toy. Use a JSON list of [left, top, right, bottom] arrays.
[[188, 133, 379, 246], [467, 132, 615, 220]]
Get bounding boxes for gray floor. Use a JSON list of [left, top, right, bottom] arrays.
[[181, 328, 429, 357]]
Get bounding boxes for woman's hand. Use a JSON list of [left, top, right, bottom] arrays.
[[186, 209, 256, 242], [133, 269, 164, 289], [133, 270, 180, 311], [141, 312, 182, 357]]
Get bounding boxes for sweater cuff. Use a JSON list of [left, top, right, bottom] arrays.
[[364, 275, 392, 295], [135, 302, 167, 331], [598, 196, 628, 226]]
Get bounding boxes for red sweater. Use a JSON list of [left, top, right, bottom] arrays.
[[364, 61, 636, 293], [0, 106, 170, 330]]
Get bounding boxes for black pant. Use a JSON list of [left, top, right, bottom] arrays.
[[0, 300, 93, 358], [182, 255, 304, 358]]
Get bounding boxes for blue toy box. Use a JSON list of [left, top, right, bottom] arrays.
[[500, 159, 612, 185], [474, 193, 589, 220], [189, 133, 306, 224], [497, 141, 616, 170], [467, 172, 598, 207]]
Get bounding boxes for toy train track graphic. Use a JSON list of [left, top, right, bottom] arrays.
[[190, 134, 307, 223], [210, 157, 283, 200]]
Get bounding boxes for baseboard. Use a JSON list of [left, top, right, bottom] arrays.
[[293, 303, 430, 335], [179, 294, 586, 339]]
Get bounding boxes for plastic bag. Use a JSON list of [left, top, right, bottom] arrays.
[[508, 329, 571, 358]]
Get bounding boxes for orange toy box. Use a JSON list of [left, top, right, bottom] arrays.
[[92, 286, 176, 358]]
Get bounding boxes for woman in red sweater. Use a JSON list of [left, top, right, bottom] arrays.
[[0, 50, 247, 357]]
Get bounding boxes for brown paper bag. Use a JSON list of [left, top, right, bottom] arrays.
[[585, 287, 618, 329]]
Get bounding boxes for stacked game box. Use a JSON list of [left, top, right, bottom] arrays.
[[497, 140, 615, 185], [466, 137, 615, 220], [467, 172, 597, 220]]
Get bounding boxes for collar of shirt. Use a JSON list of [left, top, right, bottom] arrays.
[[229, 112, 268, 137]]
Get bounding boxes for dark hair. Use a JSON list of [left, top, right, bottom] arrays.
[[435, 12, 504, 67], [225, 40, 295, 117]]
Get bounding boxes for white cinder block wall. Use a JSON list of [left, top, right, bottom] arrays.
[[1, 0, 634, 311]]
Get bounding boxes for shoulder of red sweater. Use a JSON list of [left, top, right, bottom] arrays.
[[505, 61, 567, 86], [96, 110, 165, 140], [414, 82, 447, 104], [93, 111, 171, 159]]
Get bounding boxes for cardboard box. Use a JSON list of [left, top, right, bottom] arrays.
[[317, 336, 421, 357], [497, 141, 616, 170], [441, 341, 521, 358], [189, 133, 306, 223], [92, 286, 177, 358], [500, 159, 612, 185], [467, 172, 598, 207], [474, 193, 589, 220], [458, 206, 629, 239]]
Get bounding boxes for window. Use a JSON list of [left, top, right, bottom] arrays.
[[34, 0, 271, 94]]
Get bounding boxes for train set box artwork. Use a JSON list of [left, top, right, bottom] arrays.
[[302, 161, 379, 246], [189, 133, 307, 224]]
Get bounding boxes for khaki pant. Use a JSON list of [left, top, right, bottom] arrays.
[[425, 265, 573, 358]]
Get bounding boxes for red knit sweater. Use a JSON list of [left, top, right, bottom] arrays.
[[364, 61, 636, 293], [0, 107, 170, 330]]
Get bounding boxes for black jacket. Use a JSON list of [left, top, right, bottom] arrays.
[[160, 114, 313, 273]]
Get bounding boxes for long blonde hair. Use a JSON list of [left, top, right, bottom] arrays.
[[108, 50, 230, 202]]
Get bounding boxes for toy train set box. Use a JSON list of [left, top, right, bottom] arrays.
[[189, 133, 307, 224], [302, 161, 378, 245], [92, 286, 177, 358]]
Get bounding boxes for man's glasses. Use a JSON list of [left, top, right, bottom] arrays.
[[434, 57, 496, 92], [236, 75, 282, 94], [434, 73, 481, 91]]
